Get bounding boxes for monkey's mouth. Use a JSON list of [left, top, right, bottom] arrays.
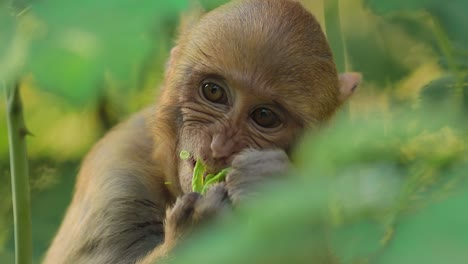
[[187, 156, 222, 180], [188, 157, 196, 170]]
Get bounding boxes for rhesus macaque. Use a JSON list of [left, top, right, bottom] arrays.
[[44, 0, 361, 263]]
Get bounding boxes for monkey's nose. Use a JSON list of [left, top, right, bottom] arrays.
[[210, 134, 235, 159]]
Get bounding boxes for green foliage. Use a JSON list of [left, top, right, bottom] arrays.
[[163, 105, 468, 264], [1, 0, 188, 105], [382, 0, 468, 111], [345, 34, 412, 87], [191, 158, 229, 194], [324, 0, 345, 72], [422, 75, 468, 112], [379, 189, 468, 264], [365, 0, 468, 75], [366, 0, 468, 51], [365, 0, 435, 14], [1, 0, 468, 263], [342, 0, 467, 90], [192, 159, 205, 193]]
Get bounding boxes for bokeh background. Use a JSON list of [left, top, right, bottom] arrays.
[[1, 0, 467, 263]]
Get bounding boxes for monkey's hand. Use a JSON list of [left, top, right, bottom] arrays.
[[137, 184, 229, 263], [226, 149, 290, 206], [165, 149, 289, 243], [164, 183, 230, 244], [141, 150, 289, 263]]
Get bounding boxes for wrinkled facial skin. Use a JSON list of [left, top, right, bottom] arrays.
[[177, 76, 303, 193], [169, 0, 342, 193]]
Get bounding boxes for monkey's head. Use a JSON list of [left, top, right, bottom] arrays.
[[156, 0, 361, 193]]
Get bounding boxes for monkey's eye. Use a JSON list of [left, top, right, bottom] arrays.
[[201, 82, 228, 104], [251, 107, 281, 128]]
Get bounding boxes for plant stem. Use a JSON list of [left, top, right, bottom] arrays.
[[324, 0, 346, 73], [3, 80, 32, 264]]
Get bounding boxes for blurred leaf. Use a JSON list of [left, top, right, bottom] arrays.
[[440, 46, 468, 72], [0, 7, 14, 59], [332, 221, 383, 263], [378, 187, 468, 264], [428, 0, 468, 51], [162, 176, 335, 264], [387, 14, 468, 73], [387, 15, 436, 51], [421, 75, 468, 112], [165, 106, 467, 264], [346, 34, 411, 87], [0, 6, 22, 83], [2, 0, 188, 105], [365, 0, 435, 14], [365, 0, 468, 75]]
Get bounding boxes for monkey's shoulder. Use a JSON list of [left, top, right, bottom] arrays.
[[77, 107, 160, 188]]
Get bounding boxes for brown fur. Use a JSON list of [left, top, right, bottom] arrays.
[[44, 108, 170, 263], [44, 1, 357, 263]]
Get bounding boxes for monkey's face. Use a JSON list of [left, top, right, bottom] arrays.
[[168, 0, 344, 193], [176, 74, 306, 193]]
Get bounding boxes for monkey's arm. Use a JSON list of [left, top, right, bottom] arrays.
[[43, 109, 171, 264]]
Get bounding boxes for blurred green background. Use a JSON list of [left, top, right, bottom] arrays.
[[1, 0, 467, 263]]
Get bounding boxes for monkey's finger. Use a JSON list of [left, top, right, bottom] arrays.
[[193, 183, 230, 222], [231, 148, 287, 165], [228, 150, 290, 187], [167, 192, 201, 227]]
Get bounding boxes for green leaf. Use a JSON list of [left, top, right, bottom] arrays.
[[201, 168, 229, 194], [192, 159, 205, 193], [190, 159, 229, 194]]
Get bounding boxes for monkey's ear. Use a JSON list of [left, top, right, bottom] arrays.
[[339, 72, 362, 102]]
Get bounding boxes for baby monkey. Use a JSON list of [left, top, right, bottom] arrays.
[[44, 0, 361, 263]]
